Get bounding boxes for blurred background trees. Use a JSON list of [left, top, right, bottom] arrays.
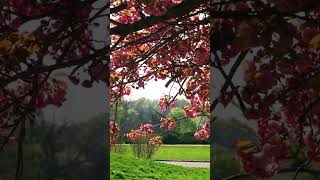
[[0, 113, 106, 180]]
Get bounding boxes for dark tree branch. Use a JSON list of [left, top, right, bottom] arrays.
[[210, 49, 249, 112], [1, 48, 108, 87], [110, 0, 210, 36]]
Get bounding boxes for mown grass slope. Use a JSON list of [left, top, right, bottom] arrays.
[[110, 153, 210, 180]]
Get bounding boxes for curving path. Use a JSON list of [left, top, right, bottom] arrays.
[[156, 160, 210, 168]]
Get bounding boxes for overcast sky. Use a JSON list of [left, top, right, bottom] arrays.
[[41, 76, 108, 122], [124, 79, 186, 101]]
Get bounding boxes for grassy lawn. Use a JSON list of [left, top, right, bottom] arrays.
[[153, 145, 209, 161], [111, 144, 210, 161], [111, 153, 210, 180], [111, 144, 319, 180]]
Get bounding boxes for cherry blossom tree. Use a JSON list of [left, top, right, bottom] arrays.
[[1, 0, 319, 179], [211, 0, 320, 178], [0, 1, 108, 179], [111, 0, 320, 179], [110, 0, 211, 144]]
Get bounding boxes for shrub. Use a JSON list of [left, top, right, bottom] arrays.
[[110, 144, 128, 154], [129, 135, 162, 159], [126, 124, 163, 159]]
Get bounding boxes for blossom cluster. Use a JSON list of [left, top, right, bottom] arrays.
[[111, 0, 179, 25], [194, 122, 210, 141], [183, 106, 198, 118], [110, 121, 120, 144], [139, 123, 154, 135], [159, 95, 176, 111], [126, 129, 142, 141], [148, 136, 163, 146], [236, 140, 289, 178], [160, 117, 176, 131], [126, 123, 154, 141]]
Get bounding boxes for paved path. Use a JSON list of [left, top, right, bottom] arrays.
[[161, 144, 209, 147], [156, 160, 210, 168], [113, 144, 209, 146]]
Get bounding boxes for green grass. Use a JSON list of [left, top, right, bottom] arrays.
[[153, 145, 209, 160], [111, 145, 210, 161], [111, 153, 210, 180], [111, 145, 319, 180]]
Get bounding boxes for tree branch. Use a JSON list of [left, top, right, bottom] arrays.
[[110, 0, 209, 36]]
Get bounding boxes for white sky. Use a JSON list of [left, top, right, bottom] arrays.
[[124, 79, 187, 101]]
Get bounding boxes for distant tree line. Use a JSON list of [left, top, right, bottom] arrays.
[[111, 98, 256, 145]]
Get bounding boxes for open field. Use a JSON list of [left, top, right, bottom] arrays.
[[111, 144, 210, 161], [111, 144, 319, 180], [110, 153, 210, 180]]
